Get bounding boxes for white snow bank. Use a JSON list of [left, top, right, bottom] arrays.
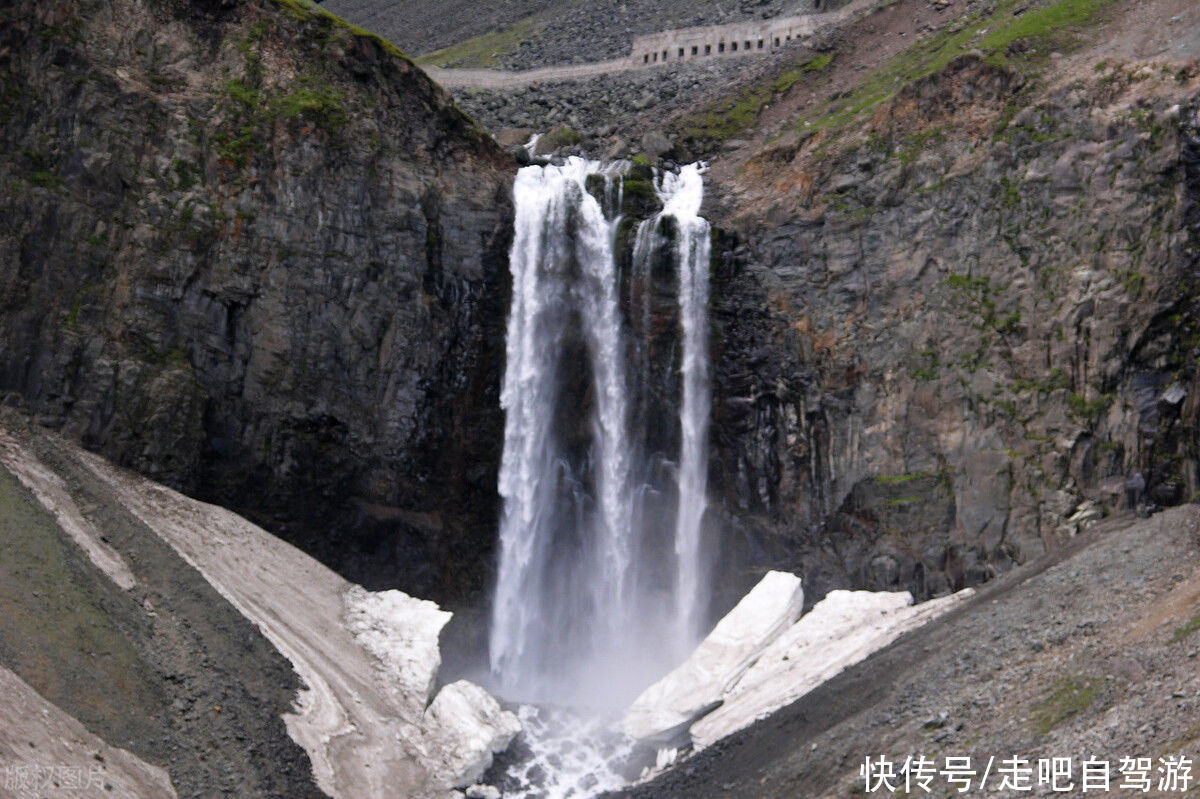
[[344, 586, 451, 705], [622, 570, 804, 743], [689, 588, 975, 749], [14, 428, 520, 799], [423, 681, 522, 788]]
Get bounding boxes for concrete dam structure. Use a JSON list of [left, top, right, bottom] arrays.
[[426, 0, 874, 89]]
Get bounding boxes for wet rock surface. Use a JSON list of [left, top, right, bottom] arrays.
[[0, 0, 514, 610]]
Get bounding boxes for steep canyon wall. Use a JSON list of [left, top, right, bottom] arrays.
[[0, 0, 514, 607], [705, 57, 1200, 609]]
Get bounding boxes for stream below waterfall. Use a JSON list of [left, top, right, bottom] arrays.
[[484, 156, 714, 796]]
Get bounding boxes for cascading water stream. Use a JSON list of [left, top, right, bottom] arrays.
[[489, 159, 715, 763], [659, 166, 712, 652]]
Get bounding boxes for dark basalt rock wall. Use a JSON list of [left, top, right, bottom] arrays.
[[0, 0, 514, 608], [704, 58, 1200, 611]]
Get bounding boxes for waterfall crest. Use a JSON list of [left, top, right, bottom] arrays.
[[489, 157, 713, 708]]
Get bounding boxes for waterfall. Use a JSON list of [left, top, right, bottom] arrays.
[[489, 157, 713, 709], [660, 165, 712, 650]]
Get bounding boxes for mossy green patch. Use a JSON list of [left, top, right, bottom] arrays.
[[270, 0, 411, 61], [541, 125, 581, 149], [0, 468, 148, 733], [23, 170, 63, 189], [677, 53, 835, 144], [1031, 675, 1106, 735], [273, 82, 346, 128], [415, 16, 545, 68], [875, 470, 945, 485], [796, 0, 1116, 137], [1171, 611, 1200, 643], [1012, 367, 1071, 395], [1067, 392, 1114, 421]]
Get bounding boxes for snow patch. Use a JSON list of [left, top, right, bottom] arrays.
[[622, 570, 804, 743], [689, 588, 975, 749], [423, 681, 522, 788], [344, 586, 451, 706]]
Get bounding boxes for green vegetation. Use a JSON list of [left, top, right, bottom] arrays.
[[875, 470, 947, 485], [896, 126, 946, 165], [1117, 268, 1146, 297], [415, 16, 545, 68], [620, 174, 662, 218], [1031, 675, 1106, 735], [1067, 392, 1114, 421], [541, 126, 581, 149], [24, 171, 63, 189], [271, 0, 410, 60], [214, 68, 347, 169], [0, 469, 144, 726], [1012, 367, 1071, 395], [795, 0, 1116, 136], [274, 83, 346, 128], [943, 274, 1021, 337], [64, 283, 103, 328], [19, 148, 62, 189], [909, 347, 941, 382], [678, 53, 834, 143], [1171, 611, 1200, 644], [998, 175, 1021, 209], [170, 158, 197, 191]]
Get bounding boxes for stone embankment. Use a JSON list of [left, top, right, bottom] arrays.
[[428, 0, 875, 88]]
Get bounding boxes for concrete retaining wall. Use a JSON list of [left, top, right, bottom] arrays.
[[630, 15, 820, 66], [427, 0, 875, 90]]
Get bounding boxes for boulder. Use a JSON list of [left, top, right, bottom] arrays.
[[622, 570, 804, 743], [494, 127, 534, 148], [423, 681, 522, 789], [640, 130, 674, 160], [689, 588, 974, 749]]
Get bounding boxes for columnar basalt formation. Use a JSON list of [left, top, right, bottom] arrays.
[[0, 0, 514, 608]]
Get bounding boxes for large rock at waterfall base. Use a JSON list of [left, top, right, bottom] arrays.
[[622, 570, 804, 743], [423, 680, 522, 788], [689, 588, 975, 749]]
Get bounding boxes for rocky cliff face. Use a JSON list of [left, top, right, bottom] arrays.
[[0, 0, 513, 607], [706, 54, 1200, 608]]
